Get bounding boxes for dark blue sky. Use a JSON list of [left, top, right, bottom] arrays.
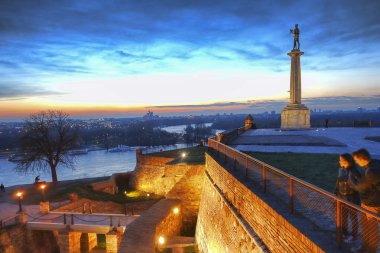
[[1, 0, 380, 118]]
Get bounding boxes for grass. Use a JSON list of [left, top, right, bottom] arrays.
[[365, 136, 380, 143], [5, 177, 162, 205], [246, 152, 340, 192], [150, 146, 207, 165]]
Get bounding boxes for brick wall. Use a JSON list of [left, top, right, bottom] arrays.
[[130, 152, 176, 195], [196, 153, 325, 253], [166, 165, 204, 232], [0, 224, 59, 253], [196, 175, 265, 253], [131, 150, 205, 231], [91, 178, 116, 194]]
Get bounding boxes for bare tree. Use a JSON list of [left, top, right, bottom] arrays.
[[16, 110, 79, 183]]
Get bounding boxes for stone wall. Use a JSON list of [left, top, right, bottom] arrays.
[[196, 153, 325, 253], [91, 177, 116, 194], [0, 224, 59, 253], [166, 165, 204, 232], [131, 150, 205, 230], [196, 171, 267, 253], [130, 152, 175, 195]]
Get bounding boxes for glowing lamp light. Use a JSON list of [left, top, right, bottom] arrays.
[[16, 191, 23, 198], [147, 193, 150, 197], [173, 207, 180, 215], [40, 184, 46, 190], [181, 153, 186, 158], [158, 236, 165, 245]]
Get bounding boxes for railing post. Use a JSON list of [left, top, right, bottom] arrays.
[[118, 217, 121, 227], [262, 165, 266, 193], [289, 179, 294, 214], [71, 214, 74, 225], [110, 216, 113, 227], [223, 146, 227, 163], [63, 214, 67, 225], [336, 200, 342, 248], [233, 155, 237, 171], [245, 157, 248, 178]]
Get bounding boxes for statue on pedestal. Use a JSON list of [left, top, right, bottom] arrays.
[[290, 24, 300, 50]]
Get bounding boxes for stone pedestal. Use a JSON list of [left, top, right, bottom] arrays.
[[40, 201, 50, 214], [281, 104, 310, 129], [106, 231, 119, 253], [281, 49, 310, 129], [58, 229, 81, 253], [80, 233, 97, 252]]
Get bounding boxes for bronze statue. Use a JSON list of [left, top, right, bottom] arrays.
[[290, 24, 300, 50]]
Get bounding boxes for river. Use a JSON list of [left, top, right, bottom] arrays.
[[0, 144, 193, 187]]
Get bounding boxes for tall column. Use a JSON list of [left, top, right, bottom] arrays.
[[281, 49, 310, 129], [288, 50, 304, 105]]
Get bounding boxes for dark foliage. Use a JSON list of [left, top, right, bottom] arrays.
[[16, 110, 79, 183]]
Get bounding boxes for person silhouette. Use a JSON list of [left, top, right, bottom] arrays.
[[0, 183, 5, 192], [35, 175, 40, 184]]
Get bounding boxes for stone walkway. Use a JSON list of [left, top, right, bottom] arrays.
[[118, 199, 181, 253], [232, 127, 380, 158]]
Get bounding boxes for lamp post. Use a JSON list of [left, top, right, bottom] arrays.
[[16, 191, 23, 212], [40, 184, 47, 201]]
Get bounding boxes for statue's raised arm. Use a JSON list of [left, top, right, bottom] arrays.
[[290, 24, 300, 50]]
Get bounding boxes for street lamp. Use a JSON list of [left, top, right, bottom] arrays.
[[16, 191, 24, 212], [173, 207, 180, 215], [158, 236, 165, 245], [181, 153, 186, 158], [40, 183, 47, 201]]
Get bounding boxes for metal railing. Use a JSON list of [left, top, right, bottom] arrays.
[[208, 138, 380, 250], [28, 212, 131, 227], [141, 143, 198, 155], [0, 215, 18, 229]]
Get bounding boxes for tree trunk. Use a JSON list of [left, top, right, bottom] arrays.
[[51, 165, 58, 183]]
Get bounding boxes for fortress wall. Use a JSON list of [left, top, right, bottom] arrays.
[[91, 178, 115, 194], [130, 152, 176, 195], [0, 224, 59, 253], [166, 165, 204, 232], [195, 173, 265, 253], [196, 153, 323, 253], [131, 150, 205, 230]]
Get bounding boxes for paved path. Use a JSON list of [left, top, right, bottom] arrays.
[[232, 127, 380, 158], [119, 199, 181, 253]]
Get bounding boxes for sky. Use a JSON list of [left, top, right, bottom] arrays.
[[1, 0, 380, 120]]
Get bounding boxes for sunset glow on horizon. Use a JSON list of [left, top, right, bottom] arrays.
[[1, 0, 380, 120]]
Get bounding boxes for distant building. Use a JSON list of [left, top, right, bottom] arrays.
[[142, 111, 158, 120]]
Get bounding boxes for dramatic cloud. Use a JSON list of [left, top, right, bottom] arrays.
[[0, 0, 380, 117]]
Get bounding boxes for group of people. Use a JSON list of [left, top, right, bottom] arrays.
[[334, 148, 380, 253]]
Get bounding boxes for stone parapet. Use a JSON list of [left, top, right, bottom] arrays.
[[196, 153, 325, 253]]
